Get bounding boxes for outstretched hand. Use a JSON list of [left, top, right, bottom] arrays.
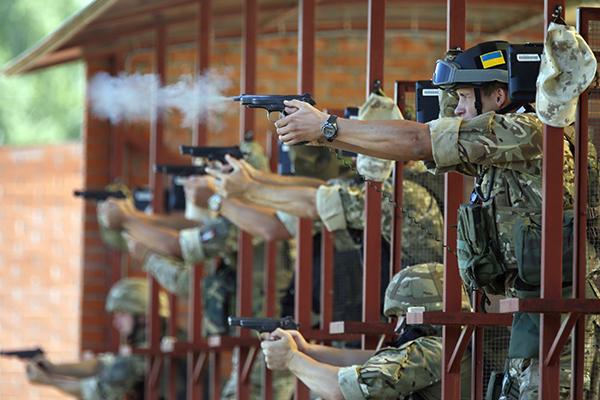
[[205, 155, 253, 198], [182, 176, 216, 208], [122, 231, 150, 261], [97, 199, 133, 230], [260, 328, 298, 370], [26, 362, 51, 384], [276, 100, 328, 145]]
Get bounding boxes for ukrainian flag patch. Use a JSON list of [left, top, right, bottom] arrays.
[[480, 50, 505, 69]]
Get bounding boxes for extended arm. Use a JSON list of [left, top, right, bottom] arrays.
[[276, 100, 432, 161], [300, 342, 372, 367], [220, 197, 292, 241], [243, 162, 325, 188], [124, 219, 182, 259], [126, 211, 198, 230], [42, 358, 100, 378], [26, 362, 87, 398], [260, 329, 345, 400], [207, 160, 319, 219], [287, 352, 344, 400], [243, 183, 318, 219]]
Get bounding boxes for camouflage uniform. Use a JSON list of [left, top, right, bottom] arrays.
[[337, 263, 471, 400], [80, 278, 170, 400], [428, 107, 600, 398], [314, 177, 443, 265]]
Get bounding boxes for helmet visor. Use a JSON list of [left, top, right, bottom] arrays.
[[432, 59, 509, 88], [432, 60, 457, 87]]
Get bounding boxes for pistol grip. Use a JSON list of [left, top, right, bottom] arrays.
[[267, 110, 281, 123]]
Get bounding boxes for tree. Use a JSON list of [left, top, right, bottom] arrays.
[[0, 0, 92, 145]]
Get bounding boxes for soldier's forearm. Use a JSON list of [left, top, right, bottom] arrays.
[[287, 352, 344, 400], [252, 170, 325, 188], [47, 359, 100, 378], [303, 344, 372, 367], [244, 182, 318, 219], [220, 198, 292, 241], [49, 378, 84, 398], [125, 209, 197, 230], [124, 220, 182, 259], [333, 118, 433, 161]]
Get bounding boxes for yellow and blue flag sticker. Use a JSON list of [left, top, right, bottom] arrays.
[[480, 50, 505, 69]]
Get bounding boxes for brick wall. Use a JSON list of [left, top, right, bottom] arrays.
[[0, 144, 83, 400], [76, 31, 448, 353], [124, 32, 446, 151]]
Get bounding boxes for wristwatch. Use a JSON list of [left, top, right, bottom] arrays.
[[207, 194, 223, 214], [320, 114, 339, 142]]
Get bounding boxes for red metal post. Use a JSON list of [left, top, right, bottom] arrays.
[[108, 52, 125, 353], [443, 0, 465, 399], [539, 3, 566, 400], [320, 229, 334, 330], [296, 1, 315, 398], [362, 0, 385, 351], [237, 1, 257, 399], [572, 9, 594, 399], [147, 21, 167, 400], [188, 2, 211, 399], [263, 132, 279, 400]]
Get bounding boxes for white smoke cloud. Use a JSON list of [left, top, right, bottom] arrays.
[[88, 71, 232, 128], [88, 72, 160, 124]]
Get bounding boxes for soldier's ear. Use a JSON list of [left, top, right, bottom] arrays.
[[497, 87, 508, 107]]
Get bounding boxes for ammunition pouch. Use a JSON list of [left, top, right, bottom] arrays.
[[512, 209, 574, 286], [457, 202, 505, 294]]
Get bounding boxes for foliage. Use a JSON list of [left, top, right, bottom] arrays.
[[0, 0, 92, 146]]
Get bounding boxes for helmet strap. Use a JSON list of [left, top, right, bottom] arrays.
[[474, 87, 483, 115]]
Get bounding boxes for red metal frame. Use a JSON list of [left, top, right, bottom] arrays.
[[362, 0, 385, 351], [573, 10, 593, 399], [320, 229, 334, 331], [235, 1, 257, 399], [391, 82, 407, 276], [539, 3, 565, 399], [441, 1, 466, 398], [187, 2, 212, 399], [146, 22, 168, 400], [108, 52, 125, 353], [295, 1, 315, 399]]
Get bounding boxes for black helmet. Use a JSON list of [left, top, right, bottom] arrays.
[[432, 41, 509, 89]]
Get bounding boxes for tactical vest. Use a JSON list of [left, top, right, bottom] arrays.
[[456, 125, 600, 358]]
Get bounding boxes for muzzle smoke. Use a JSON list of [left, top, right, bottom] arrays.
[[88, 71, 232, 127]]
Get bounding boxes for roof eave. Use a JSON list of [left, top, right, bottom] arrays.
[[1, 0, 118, 76]]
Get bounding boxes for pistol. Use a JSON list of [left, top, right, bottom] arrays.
[[73, 189, 127, 201], [233, 93, 316, 122], [0, 347, 44, 361], [179, 145, 245, 163], [227, 316, 299, 333], [153, 164, 207, 177]]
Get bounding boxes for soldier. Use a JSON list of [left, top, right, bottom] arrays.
[[207, 93, 444, 317], [273, 39, 600, 399], [260, 262, 471, 400], [98, 146, 298, 399], [24, 278, 169, 400]]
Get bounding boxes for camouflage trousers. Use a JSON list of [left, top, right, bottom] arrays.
[[501, 316, 600, 400], [500, 357, 570, 400], [221, 349, 295, 400]]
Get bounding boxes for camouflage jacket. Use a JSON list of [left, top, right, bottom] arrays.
[[178, 216, 238, 266], [309, 176, 444, 264], [428, 111, 576, 271], [143, 229, 293, 335], [80, 353, 145, 400], [337, 336, 470, 400]]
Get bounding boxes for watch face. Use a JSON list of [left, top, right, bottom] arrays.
[[208, 195, 222, 212], [323, 124, 336, 139]]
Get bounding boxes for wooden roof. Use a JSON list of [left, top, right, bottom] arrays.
[[1, 0, 573, 76]]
